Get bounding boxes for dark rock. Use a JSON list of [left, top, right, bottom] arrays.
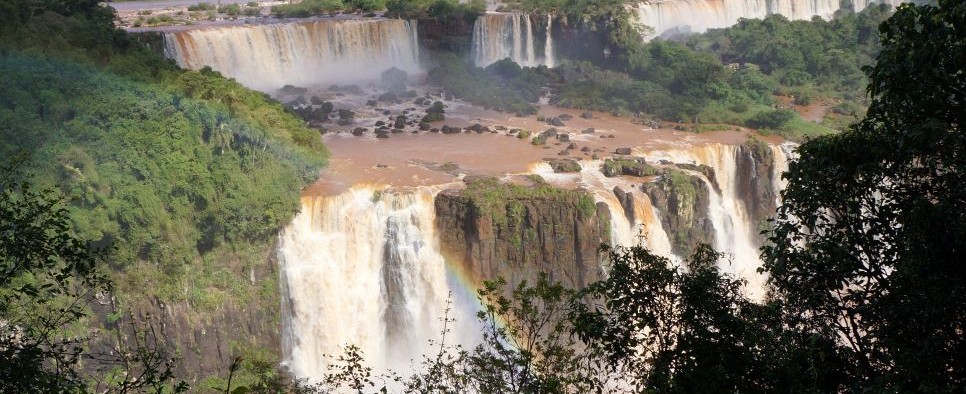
[[581, 146, 591, 152], [375, 121, 386, 127], [643, 169, 714, 256], [602, 157, 658, 178], [567, 143, 577, 150], [541, 128, 558, 138], [391, 128, 404, 133], [435, 185, 609, 290], [547, 159, 582, 173], [394, 115, 407, 129], [615, 147, 632, 155], [581, 128, 595, 134], [557, 134, 570, 142], [430, 128, 440, 133], [612, 187, 636, 224], [558, 113, 573, 121], [580, 111, 594, 119], [375, 131, 390, 139], [351, 127, 367, 136], [366, 99, 378, 106], [548, 117, 566, 126], [558, 150, 569, 156]]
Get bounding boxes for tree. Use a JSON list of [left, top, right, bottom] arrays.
[[763, 0, 965, 390], [570, 244, 848, 393], [0, 164, 185, 393]]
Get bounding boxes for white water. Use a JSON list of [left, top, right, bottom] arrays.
[[163, 19, 420, 91], [633, 0, 913, 40], [278, 186, 454, 377], [280, 142, 792, 378], [641, 143, 793, 300], [472, 13, 556, 67]]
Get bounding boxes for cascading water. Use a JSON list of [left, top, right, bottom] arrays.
[[632, 0, 915, 40], [278, 186, 456, 377], [279, 141, 792, 379], [472, 13, 555, 67], [163, 19, 420, 91]]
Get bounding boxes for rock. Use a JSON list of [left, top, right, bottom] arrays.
[[366, 99, 378, 106], [643, 169, 714, 256], [581, 127, 595, 134], [392, 128, 404, 133], [430, 128, 440, 133], [495, 126, 507, 131], [580, 111, 594, 119], [541, 128, 558, 138], [434, 184, 609, 289], [557, 134, 570, 142], [581, 146, 591, 152], [548, 117, 566, 127], [375, 121, 386, 127], [612, 187, 636, 224], [558, 113, 573, 121], [615, 147, 632, 155], [394, 115, 407, 129], [602, 157, 658, 178], [548, 159, 580, 173], [382, 110, 391, 116], [547, 159, 582, 173], [558, 150, 569, 156], [351, 127, 367, 136], [375, 131, 390, 139], [567, 143, 577, 150], [607, 135, 615, 139], [419, 122, 431, 131]]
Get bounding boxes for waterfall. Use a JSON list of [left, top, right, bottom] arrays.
[[278, 186, 453, 377], [163, 19, 420, 91], [544, 14, 555, 68], [472, 13, 555, 68], [632, 0, 914, 40]]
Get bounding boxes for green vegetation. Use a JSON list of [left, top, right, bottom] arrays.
[[0, 174, 186, 392], [269, 0, 485, 17], [386, 0, 486, 20], [601, 157, 658, 177], [1, 0, 327, 389], [428, 55, 549, 115], [764, 0, 966, 389]]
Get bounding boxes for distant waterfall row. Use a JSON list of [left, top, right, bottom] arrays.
[[634, 0, 916, 39], [277, 142, 792, 377], [472, 13, 556, 68], [163, 19, 420, 90]]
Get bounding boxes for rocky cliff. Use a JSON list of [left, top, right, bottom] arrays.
[[434, 178, 609, 289], [736, 138, 778, 243], [642, 168, 715, 257]]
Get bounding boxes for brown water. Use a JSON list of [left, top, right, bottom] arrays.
[[308, 97, 781, 196]]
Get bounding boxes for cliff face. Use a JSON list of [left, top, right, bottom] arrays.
[[643, 169, 714, 257], [418, 17, 475, 55], [434, 183, 610, 289], [736, 139, 777, 243], [93, 247, 282, 385]]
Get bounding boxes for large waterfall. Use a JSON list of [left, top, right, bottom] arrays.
[[278, 187, 453, 376], [163, 19, 420, 90], [279, 141, 791, 377], [472, 13, 556, 68], [633, 0, 915, 39]]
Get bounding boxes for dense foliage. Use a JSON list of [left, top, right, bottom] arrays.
[[427, 3, 895, 138], [0, 173, 186, 393], [763, 0, 965, 389], [428, 56, 551, 115], [1, 0, 327, 390], [269, 0, 486, 19]]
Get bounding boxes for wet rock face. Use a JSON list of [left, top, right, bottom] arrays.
[[643, 169, 714, 257], [434, 190, 609, 289], [736, 139, 777, 243]]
